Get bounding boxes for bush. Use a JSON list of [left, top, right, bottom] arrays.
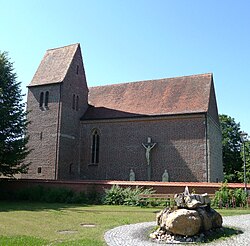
[[103, 185, 155, 206], [102, 185, 126, 205], [212, 182, 248, 208], [123, 186, 153, 206]]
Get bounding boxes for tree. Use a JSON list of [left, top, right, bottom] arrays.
[[237, 140, 250, 184], [219, 114, 243, 182], [0, 51, 30, 177]]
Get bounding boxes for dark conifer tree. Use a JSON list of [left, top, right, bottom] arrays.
[[0, 51, 30, 176]]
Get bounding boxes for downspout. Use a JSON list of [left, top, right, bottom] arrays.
[[205, 113, 209, 182], [55, 83, 62, 180]]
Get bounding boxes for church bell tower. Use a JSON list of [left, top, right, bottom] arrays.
[[22, 44, 88, 180]]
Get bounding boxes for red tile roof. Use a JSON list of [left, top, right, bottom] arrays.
[[28, 43, 79, 87], [82, 73, 213, 120]]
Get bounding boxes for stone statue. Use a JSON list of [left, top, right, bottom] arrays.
[[142, 137, 156, 181], [142, 137, 156, 166], [162, 169, 169, 182], [129, 169, 135, 181]]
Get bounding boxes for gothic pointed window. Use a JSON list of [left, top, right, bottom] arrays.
[[91, 129, 100, 164], [45, 91, 49, 107], [39, 92, 44, 107]]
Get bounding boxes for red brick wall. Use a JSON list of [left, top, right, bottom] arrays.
[[80, 114, 208, 182], [57, 45, 88, 180], [22, 84, 61, 179], [207, 115, 223, 182], [1, 179, 248, 195], [206, 79, 223, 182]]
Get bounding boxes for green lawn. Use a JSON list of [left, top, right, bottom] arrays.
[[0, 201, 250, 246]]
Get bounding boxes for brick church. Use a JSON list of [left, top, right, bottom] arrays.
[[22, 43, 223, 182]]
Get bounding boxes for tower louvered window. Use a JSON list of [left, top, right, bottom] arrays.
[[45, 91, 49, 107], [39, 92, 44, 107]]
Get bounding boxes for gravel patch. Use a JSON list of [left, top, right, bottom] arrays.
[[104, 214, 250, 246]]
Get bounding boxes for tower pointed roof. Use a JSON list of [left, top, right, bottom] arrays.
[[28, 43, 79, 87]]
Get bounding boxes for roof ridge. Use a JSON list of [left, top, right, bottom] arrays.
[[89, 73, 213, 89], [47, 43, 80, 51]]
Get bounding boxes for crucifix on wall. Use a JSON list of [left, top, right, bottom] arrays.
[[142, 137, 156, 181]]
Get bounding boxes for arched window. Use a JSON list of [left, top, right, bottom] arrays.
[[91, 130, 100, 164], [45, 91, 49, 107], [39, 92, 44, 107], [72, 94, 75, 110], [76, 96, 79, 111], [69, 163, 73, 174]]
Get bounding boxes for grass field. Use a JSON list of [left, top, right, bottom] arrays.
[[1, 201, 250, 246]]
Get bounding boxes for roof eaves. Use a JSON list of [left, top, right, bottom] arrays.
[[27, 80, 62, 87], [80, 111, 206, 121]]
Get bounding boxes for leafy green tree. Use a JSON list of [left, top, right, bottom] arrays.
[[219, 114, 243, 182], [237, 140, 250, 184], [0, 51, 30, 176]]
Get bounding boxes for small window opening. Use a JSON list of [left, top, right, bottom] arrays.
[[37, 167, 42, 174], [69, 163, 73, 174], [39, 92, 44, 107], [40, 132, 43, 140], [72, 94, 75, 110], [45, 91, 49, 107], [91, 130, 100, 164], [76, 65, 79, 75], [76, 96, 79, 111]]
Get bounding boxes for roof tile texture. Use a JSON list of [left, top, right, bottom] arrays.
[[29, 44, 79, 86], [83, 73, 212, 119]]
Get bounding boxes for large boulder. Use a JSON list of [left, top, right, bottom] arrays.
[[163, 209, 202, 236], [197, 207, 223, 231], [157, 207, 223, 237]]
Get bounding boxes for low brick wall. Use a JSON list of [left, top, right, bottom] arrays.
[[0, 179, 249, 195]]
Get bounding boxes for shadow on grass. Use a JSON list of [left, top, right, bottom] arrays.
[[0, 201, 160, 214], [204, 227, 243, 243], [0, 200, 91, 212]]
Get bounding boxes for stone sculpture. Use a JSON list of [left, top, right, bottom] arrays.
[[162, 169, 169, 182], [151, 187, 223, 242], [142, 137, 156, 166], [129, 169, 135, 181], [174, 186, 211, 209], [142, 137, 156, 181]]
